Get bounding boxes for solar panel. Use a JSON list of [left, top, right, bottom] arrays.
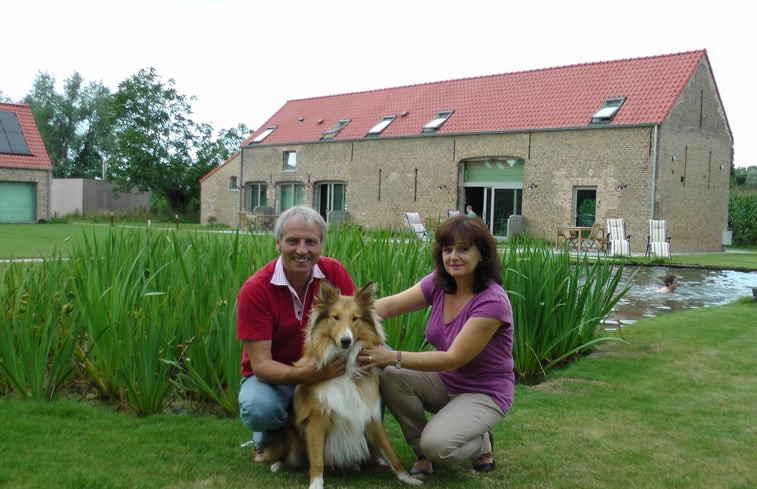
[[0, 111, 32, 155]]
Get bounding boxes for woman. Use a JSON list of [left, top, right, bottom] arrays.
[[360, 216, 514, 478]]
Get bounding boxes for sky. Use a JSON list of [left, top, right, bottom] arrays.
[[2, 0, 753, 168]]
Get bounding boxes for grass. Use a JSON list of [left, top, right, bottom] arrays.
[[1, 222, 756, 488], [0, 221, 220, 259], [624, 251, 757, 271], [1, 298, 755, 489]]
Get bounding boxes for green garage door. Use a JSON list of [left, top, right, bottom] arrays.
[[0, 182, 36, 223]]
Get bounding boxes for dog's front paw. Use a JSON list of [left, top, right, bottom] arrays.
[[269, 461, 284, 472], [307, 475, 324, 489], [398, 472, 423, 485]]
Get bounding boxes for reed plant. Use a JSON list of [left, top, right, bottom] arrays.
[[166, 231, 275, 415], [0, 256, 81, 400], [1, 225, 631, 415], [500, 239, 631, 380]]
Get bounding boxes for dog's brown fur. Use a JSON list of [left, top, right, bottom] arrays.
[[260, 281, 420, 489]]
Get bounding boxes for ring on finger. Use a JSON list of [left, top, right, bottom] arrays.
[[367, 355, 372, 363]]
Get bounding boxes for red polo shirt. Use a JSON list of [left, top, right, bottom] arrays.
[[236, 256, 355, 377]]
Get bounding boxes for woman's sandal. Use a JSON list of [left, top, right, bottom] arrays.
[[410, 456, 433, 479], [470, 430, 496, 473]]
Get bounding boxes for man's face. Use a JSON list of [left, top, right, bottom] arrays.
[[276, 215, 323, 280]]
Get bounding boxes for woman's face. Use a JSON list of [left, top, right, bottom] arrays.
[[441, 241, 482, 280]]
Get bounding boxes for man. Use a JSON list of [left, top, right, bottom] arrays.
[[465, 204, 476, 217], [237, 205, 355, 462], [658, 273, 679, 293]]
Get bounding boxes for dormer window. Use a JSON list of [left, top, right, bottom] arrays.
[[252, 125, 276, 143], [422, 110, 453, 133], [590, 98, 625, 125], [366, 115, 396, 136], [321, 119, 350, 140]]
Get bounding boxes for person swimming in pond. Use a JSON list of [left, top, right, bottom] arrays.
[[658, 273, 678, 293]]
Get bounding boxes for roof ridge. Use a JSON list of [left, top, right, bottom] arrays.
[[288, 50, 706, 103]]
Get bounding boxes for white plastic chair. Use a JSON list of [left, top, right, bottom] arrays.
[[404, 212, 428, 239], [606, 218, 631, 256], [646, 219, 671, 259]]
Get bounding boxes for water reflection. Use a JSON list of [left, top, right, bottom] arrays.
[[604, 266, 757, 326]]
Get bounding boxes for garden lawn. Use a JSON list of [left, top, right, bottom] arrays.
[[0, 222, 220, 259], [1, 299, 754, 489]]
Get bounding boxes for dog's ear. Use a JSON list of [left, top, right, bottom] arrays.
[[317, 280, 340, 304], [355, 282, 376, 307]]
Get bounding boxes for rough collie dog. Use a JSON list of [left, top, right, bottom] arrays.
[[260, 281, 421, 489]]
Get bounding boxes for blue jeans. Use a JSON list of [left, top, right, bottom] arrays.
[[238, 375, 295, 449]]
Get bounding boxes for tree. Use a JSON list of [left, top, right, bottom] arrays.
[[186, 123, 250, 211], [24, 72, 113, 178], [108, 67, 208, 214]]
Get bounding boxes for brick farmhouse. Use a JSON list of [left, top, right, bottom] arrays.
[[200, 50, 732, 253]]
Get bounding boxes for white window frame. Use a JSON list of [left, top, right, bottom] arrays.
[[591, 98, 625, 124], [366, 115, 396, 136], [252, 125, 276, 143], [322, 119, 350, 140], [423, 110, 453, 132], [283, 151, 297, 172]]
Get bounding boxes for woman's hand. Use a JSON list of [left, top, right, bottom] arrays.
[[359, 345, 393, 369]]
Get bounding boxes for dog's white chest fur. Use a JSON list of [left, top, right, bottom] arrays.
[[313, 371, 380, 468]]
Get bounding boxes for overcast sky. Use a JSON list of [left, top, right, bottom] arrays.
[[3, 0, 752, 167]]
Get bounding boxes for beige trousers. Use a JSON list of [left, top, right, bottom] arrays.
[[379, 367, 505, 464]]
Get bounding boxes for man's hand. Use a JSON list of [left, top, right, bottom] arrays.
[[301, 356, 346, 383]]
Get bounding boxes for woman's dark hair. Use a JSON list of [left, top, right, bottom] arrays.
[[431, 216, 502, 293]]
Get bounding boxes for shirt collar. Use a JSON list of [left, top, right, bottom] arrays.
[[271, 257, 325, 287]]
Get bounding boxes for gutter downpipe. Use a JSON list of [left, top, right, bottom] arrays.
[[650, 125, 659, 220], [238, 145, 244, 213]]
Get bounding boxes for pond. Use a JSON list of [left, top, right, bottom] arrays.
[[603, 266, 757, 327]]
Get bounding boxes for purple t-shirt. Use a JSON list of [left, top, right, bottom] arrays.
[[420, 271, 514, 413]]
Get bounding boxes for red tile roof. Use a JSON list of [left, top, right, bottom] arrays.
[[0, 103, 53, 171], [244, 50, 708, 146]]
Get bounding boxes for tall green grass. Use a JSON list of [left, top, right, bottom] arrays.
[[1, 226, 630, 414], [500, 239, 631, 380], [0, 257, 81, 400]]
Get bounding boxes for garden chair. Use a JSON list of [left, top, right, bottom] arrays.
[[606, 218, 631, 256], [327, 210, 349, 227], [556, 226, 579, 250], [646, 219, 672, 259], [253, 206, 275, 232], [238, 211, 254, 232], [404, 211, 428, 239], [583, 222, 607, 253]]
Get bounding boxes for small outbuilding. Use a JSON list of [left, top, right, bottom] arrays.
[[0, 103, 53, 223]]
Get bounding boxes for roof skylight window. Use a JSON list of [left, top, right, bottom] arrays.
[[252, 125, 276, 143], [321, 119, 350, 140], [422, 110, 453, 132], [590, 97, 625, 124], [366, 115, 396, 136]]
